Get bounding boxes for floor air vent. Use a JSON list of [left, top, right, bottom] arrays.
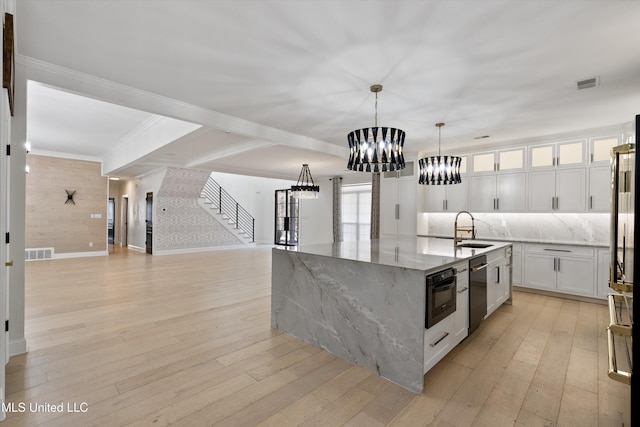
[[25, 248, 54, 261]]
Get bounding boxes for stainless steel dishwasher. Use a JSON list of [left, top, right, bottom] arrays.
[[469, 255, 488, 334]]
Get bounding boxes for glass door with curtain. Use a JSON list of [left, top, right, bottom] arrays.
[[274, 189, 299, 246]]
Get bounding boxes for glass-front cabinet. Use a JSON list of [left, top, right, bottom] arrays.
[[529, 140, 585, 168], [471, 148, 524, 173]]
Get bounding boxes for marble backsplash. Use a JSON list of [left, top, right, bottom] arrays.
[[420, 212, 610, 246]]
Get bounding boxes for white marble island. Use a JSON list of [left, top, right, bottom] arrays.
[[271, 237, 512, 393]]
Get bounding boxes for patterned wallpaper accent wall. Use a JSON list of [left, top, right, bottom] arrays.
[[155, 168, 241, 252]]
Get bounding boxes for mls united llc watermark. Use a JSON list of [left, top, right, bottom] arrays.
[[2, 401, 88, 413]]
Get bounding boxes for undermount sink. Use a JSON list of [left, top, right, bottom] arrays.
[[457, 242, 493, 249]]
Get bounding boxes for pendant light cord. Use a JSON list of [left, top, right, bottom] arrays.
[[438, 125, 441, 157], [374, 92, 378, 127]]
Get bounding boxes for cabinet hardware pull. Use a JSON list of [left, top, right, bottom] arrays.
[[496, 198, 499, 211], [430, 332, 449, 347], [457, 287, 469, 293], [557, 258, 560, 271], [471, 263, 489, 272], [395, 204, 400, 220], [5, 260, 12, 267], [589, 196, 593, 209], [496, 266, 500, 283], [457, 268, 468, 273], [543, 248, 571, 252], [553, 258, 557, 271], [556, 196, 559, 210]]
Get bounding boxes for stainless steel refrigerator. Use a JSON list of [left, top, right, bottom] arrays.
[[608, 114, 637, 426]]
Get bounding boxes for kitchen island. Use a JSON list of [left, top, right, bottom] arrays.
[[271, 237, 512, 393]]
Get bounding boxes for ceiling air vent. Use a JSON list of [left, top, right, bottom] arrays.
[[577, 76, 599, 90]]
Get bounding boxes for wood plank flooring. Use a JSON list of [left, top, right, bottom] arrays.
[[4, 246, 631, 426]]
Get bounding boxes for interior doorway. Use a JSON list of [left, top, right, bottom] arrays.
[[122, 196, 128, 247], [274, 189, 299, 246], [145, 192, 153, 254], [107, 198, 115, 245]]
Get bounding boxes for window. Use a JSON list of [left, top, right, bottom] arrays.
[[342, 183, 372, 241]]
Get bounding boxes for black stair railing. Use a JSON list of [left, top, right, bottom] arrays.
[[201, 176, 255, 242]]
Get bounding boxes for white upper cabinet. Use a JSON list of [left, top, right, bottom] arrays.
[[469, 172, 526, 212], [529, 140, 586, 169], [498, 148, 525, 171], [588, 165, 612, 212], [590, 135, 621, 164], [528, 168, 586, 212], [471, 148, 524, 173]]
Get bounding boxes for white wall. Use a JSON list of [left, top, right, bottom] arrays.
[[210, 171, 334, 245], [298, 178, 333, 245], [120, 168, 166, 250], [210, 171, 293, 244]]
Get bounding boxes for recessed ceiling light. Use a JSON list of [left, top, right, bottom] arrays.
[[109, 177, 120, 181]]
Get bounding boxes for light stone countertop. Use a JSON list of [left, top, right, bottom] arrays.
[[276, 237, 511, 273]]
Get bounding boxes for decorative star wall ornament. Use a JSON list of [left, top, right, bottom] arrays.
[[65, 190, 76, 205]]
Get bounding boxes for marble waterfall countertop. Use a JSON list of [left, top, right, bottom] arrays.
[[272, 237, 512, 393], [277, 236, 512, 273]]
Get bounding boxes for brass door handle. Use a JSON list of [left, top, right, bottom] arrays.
[[5, 260, 13, 267]]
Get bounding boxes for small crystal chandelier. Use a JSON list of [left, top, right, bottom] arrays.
[[347, 84, 406, 173], [291, 164, 319, 199], [418, 123, 462, 185]]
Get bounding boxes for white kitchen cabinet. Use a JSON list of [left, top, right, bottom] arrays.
[[597, 248, 611, 299], [471, 148, 525, 173], [529, 140, 586, 169], [423, 314, 453, 373], [381, 175, 416, 237], [522, 253, 557, 290], [556, 256, 596, 295], [452, 261, 469, 346], [589, 136, 621, 164], [486, 247, 511, 316], [522, 244, 596, 297], [512, 243, 523, 286], [422, 179, 469, 212], [527, 168, 586, 212], [469, 172, 526, 212], [588, 165, 611, 212]]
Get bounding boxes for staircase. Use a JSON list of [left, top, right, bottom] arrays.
[[199, 176, 255, 243]]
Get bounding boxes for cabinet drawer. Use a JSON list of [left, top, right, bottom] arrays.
[[424, 314, 453, 373], [524, 244, 594, 257], [486, 246, 510, 264]]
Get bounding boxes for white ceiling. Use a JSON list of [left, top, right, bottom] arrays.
[[15, 0, 640, 180]]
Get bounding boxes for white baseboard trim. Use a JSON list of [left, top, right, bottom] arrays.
[[9, 338, 27, 357], [153, 244, 253, 256], [52, 251, 108, 259]]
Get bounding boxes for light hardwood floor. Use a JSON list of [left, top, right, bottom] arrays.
[[4, 246, 631, 426]]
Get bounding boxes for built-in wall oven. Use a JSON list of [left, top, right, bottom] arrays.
[[425, 268, 457, 329]]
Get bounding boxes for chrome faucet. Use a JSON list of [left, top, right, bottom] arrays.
[[454, 211, 476, 246]]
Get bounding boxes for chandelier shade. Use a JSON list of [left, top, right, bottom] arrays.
[[418, 155, 462, 185], [346, 84, 406, 173], [347, 126, 406, 173], [418, 122, 462, 185], [291, 164, 319, 199]]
